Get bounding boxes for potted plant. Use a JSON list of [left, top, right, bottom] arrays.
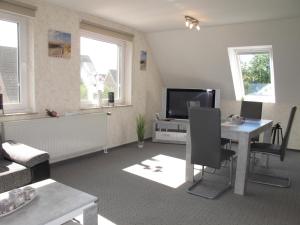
[[136, 114, 145, 148]]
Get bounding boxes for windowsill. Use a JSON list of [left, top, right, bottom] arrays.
[[1, 112, 38, 117], [102, 104, 133, 108], [242, 95, 275, 103], [80, 104, 133, 110]]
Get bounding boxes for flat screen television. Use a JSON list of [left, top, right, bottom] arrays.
[[166, 88, 217, 119]]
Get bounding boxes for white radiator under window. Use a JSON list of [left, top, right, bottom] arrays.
[[1, 113, 107, 163]]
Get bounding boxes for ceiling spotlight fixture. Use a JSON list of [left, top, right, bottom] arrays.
[[185, 20, 190, 27], [184, 16, 200, 31]]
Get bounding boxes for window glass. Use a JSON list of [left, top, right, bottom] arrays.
[[80, 36, 121, 106], [0, 19, 20, 104], [239, 53, 272, 97], [228, 46, 275, 103]]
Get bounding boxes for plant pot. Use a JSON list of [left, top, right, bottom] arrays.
[[137, 141, 144, 149]]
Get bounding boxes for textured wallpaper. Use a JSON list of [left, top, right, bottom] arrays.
[[0, 1, 164, 149]]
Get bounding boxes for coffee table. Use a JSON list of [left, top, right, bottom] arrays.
[[0, 179, 98, 225]]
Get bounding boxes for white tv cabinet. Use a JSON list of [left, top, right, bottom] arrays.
[[152, 119, 189, 144]]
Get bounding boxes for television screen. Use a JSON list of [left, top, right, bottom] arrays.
[[166, 88, 215, 119]]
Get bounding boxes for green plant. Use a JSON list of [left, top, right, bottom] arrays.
[[241, 54, 271, 95], [80, 83, 87, 99], [136, 114, 145, 142]]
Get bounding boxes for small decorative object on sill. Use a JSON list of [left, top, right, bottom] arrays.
[[108, 92, 114, 107], [46, 109, 59, 117], [136, 114, 145, 149], [0, 186, 37, 217], [0, 93, 4, 115]]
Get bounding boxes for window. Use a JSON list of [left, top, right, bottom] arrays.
[[80, 31, 130, 108], [0, 12, 30, 113], [228, 46, 275, 103]]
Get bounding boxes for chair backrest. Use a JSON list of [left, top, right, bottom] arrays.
[[187, 101, 201, 109], [280, 106, 297, 161], [240, 101, 263, 119], [189, 107, 222, 169]]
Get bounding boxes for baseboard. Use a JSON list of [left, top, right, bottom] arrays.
[[50, 139, 148, 167]]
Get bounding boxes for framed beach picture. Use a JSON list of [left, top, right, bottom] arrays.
[[140, 50, 147, 71], [48, 30, 71, 58]]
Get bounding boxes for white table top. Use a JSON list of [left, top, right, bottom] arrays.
[[222, 119, 273, 133], [0, 179, 98, 225]]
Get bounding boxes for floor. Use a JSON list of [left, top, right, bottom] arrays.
[[52, 141, 300, 225]]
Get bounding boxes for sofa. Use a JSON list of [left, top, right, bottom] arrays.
[[0, 141, 50, 193]]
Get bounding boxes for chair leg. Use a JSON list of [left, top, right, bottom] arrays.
[[251, 152, 256, 171], [187, 161, 232, 199], [249, 154, 291, 188], [229, 156, 233, 186], [249, 172, 291, 188]]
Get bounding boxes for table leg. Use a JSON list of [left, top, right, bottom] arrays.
[[185, 127, 194, 182], [261, 124, 273, 168], [83, 203, 98, 225], [234, 133, 251, 195]]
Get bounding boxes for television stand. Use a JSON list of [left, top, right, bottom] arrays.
[[152, 119, 188, 144]]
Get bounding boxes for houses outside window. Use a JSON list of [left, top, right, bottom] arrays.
[[228, 45, 275, 103]]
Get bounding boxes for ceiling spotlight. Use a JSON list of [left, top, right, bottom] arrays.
[[184, 15, 201, 31], [185, 20, 190, 27]]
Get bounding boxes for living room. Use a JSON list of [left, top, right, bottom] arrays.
[[0, 0, 299, 225]]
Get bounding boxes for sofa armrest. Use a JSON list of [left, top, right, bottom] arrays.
[[2, 141, 49, 168]]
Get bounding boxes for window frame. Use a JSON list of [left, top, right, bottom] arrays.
[[0, 12, 30, 113], [80, 30, 126, 108], [228, 45, 276, 103]]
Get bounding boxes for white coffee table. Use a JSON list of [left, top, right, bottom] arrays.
[[0, 179, 98, 225]]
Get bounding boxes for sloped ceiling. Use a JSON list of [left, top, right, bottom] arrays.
[[147, 18, 300, 103], [45, 0, 300, 32]]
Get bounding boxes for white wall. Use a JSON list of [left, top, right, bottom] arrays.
[[0, 1, 164, 149], [147, 17, 300, 149]]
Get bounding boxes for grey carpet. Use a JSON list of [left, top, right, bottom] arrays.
[[51, 141, 300, 225]]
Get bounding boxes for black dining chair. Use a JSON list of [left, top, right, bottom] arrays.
[[187, 107, 235, 199], [240, 101, 263, 120], [186, 101, 230, 148], [240, 101, 263, 142], [249, 106, 297, 187]]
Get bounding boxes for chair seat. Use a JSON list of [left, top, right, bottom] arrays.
[[221, 149, 235, 161], [250, 143, 281, 155]]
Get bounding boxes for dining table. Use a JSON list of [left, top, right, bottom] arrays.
[[185, 119, 273, 195]]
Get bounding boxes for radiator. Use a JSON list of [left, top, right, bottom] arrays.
[[1, 112, 107, 163]]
